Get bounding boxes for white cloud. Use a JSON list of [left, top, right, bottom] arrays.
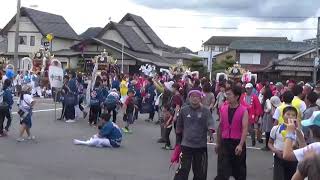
[[0, 0, 318, 51]]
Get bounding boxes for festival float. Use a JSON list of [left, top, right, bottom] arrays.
[[216, 62, 258, 84], [160, 59, 198, 81]]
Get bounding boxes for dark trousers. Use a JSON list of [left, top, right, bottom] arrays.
[[273, 155, 297, 180], [164, 127, 172, 147], [0, 108, 11, 134], [4, 109, 11, 131], [64, 104, 75, 120], [134, 107, 139, 120], [265, 132, 270, 148], [149, 111, 155, 120], [215, 139, 246, 180], [249, 124, 256, 145], [59, 103, 65, 119], [89, 105, 101, 125], [174, 146, 208, 180], [78, 97, 84, 112], [107, 108, 117, 123]]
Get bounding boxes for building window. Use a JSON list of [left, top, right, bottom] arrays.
[[219, 46, 226, 52], [239, 53, 261, 64], [30, 36, 35, 46], [19, 36, 27, 45]]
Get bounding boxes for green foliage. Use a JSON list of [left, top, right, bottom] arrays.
[[187, 57, 209, 77], [212, 55, 236, 74]]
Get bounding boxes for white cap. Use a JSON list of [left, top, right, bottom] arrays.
[[245, 83, 253, 89], [164, 81, 174, 92]]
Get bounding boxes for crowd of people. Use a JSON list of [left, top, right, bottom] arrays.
[[2, 67, 320, 179]]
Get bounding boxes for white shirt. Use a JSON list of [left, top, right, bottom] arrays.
[[20, 94, 34, 109], [270, 124, 301, 151], [272, 104, 290, 121], [264, 99, 272, 113], [294, 96, 307, 114], [270, 125, 285, 150], [293, 142, 320, 162]]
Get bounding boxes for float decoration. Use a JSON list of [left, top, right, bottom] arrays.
[[169, 59, 188, 76], [140, 64, 156, 77]]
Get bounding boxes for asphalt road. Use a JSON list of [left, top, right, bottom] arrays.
[[0, 98, 274, 180]]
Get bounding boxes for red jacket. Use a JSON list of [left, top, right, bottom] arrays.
[[240, 93, 262, 124]]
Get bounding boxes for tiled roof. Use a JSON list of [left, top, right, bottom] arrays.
[[120, 13, 166, 48], [203, 36, 288, 46], [93, 38, 172, 67], [80, 27, 103, 40], [0, 38, 7, 53], [275, 58, 314, 66], [97, 22, 152, 53], [52, 49, 81, 56], [162, 51, 198, 60], [229, 40, 312, 52], [1, 7, 79, 40]]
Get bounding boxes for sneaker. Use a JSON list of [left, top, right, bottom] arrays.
[[16, 138, 25, 142], [122, 127, 129, 133], [154, 121, 160, 125], [66, 120, 76, 123], [261, 146, 270, 151], [27, 136, 36, 140], [0, 133, 7, 137], [157, 138, 166, 143], [73, 139, 81, 145], [145, 119, 153, 122], [162, 145, 173, 150]]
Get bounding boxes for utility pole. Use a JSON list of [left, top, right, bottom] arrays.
[[314, 17, 320, 84], [208, 45, 213, 81], [121, 43, 124, 74], [13, 0, 21, 71]]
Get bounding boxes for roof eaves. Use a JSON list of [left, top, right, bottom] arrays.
[[92, 38, 149, 63]]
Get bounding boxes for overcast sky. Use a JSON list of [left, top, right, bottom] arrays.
[[0, 0, 319, 51]]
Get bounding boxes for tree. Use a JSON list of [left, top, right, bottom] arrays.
[[187, 57, 209, 77], [212, 55, 236, 74]]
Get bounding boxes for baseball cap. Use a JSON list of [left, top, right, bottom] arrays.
[[301, 111, 320, 127], [304, 83, 313, 90], [275, 82, 283, 87], [245, 83, 253, 89], [164, 81, 174, 92]]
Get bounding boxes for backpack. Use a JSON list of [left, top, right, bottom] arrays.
[[104, 94, 118, 110], [0, 90, 9, 110]]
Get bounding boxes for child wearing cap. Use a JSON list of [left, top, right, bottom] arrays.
[[73, 113, 122, 148], [283, 111, 320, 162], [122, 89, 136, 133], [17, 85, 36, 142], [268, 106, 305, 180]]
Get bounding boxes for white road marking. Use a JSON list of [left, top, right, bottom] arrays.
[[207, 142, 262, 150], [11, 108, 62, 115]]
